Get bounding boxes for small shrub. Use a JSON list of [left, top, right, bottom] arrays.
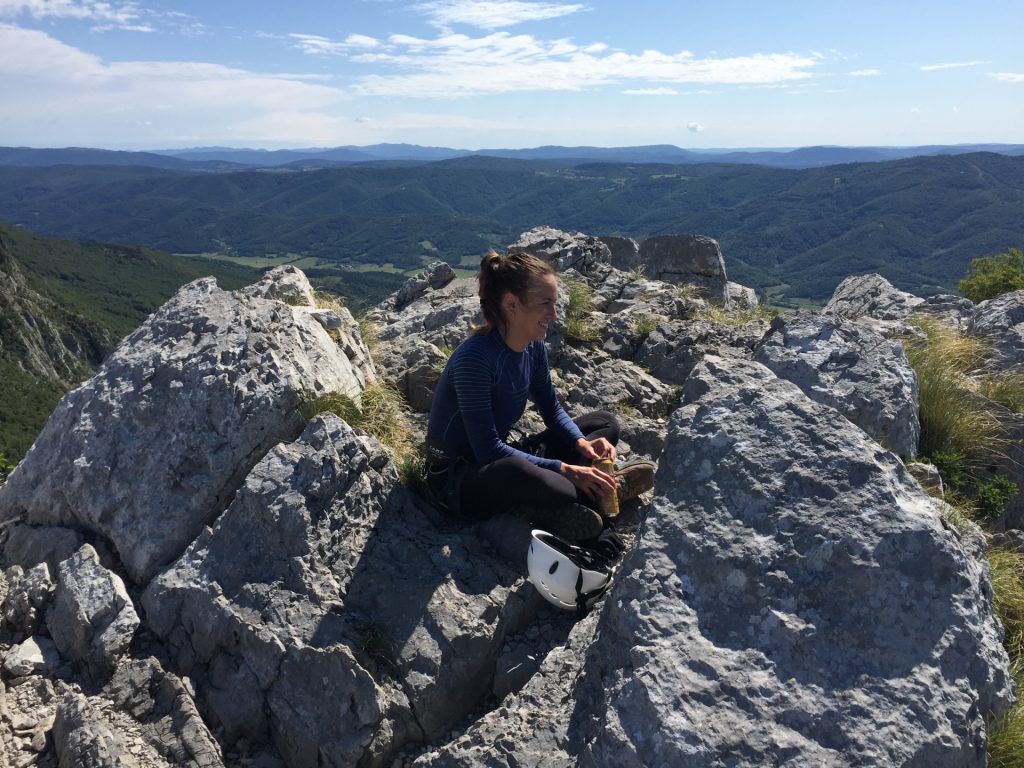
[[675, 284, 701, 300], [959, 247, 1024, 304], [975, 476, 1020, 520], [627, 264, 647, 281], [356, 622, 397, 668], [632, 314, 659, 344], [0, 452, 14, 483], [563, 279, 599, 343]]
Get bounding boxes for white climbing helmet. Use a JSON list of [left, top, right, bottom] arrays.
[[527, 529, 613, 614]]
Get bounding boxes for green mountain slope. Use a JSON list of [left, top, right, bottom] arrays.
[[0, 223, 259, 462], [0, 153, 1022, 301]]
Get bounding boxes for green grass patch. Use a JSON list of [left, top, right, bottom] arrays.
[[563, 279, 599, 343]]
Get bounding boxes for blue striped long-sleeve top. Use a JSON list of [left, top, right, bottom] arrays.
[[426, 329, 584, 472]]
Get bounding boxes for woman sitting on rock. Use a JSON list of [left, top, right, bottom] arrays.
[[425, 250, 654, 541]]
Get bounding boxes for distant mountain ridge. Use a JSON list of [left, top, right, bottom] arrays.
[[2, 142, 1023, 171]]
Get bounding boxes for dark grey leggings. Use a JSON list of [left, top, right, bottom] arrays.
[[457, 410, 620, 522]]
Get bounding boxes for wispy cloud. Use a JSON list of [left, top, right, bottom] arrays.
[[290, 32, 381, 55], [314, 30, 822, 98], [848, 68, 879, 77], [0, 0, 151, 31], [413, 0, 585, 30], [919, 60, 987, 71], [687, 122, 703, 133], [623, 87, 677, 96], [989, 72, 1024, 82]]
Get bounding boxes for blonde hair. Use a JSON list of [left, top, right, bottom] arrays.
[[473, 250, 555, 335]]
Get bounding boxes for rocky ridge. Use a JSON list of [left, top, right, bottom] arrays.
[[0, 228, 1021, 766]]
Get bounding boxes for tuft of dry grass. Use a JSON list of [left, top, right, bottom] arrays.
[[563, 279, 599, 343]]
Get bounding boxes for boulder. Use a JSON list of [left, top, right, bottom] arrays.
[[1, 561, 54, 641], [3, 635, 60, 677], [572, 356, 1011, 766], [46, 544, 140, 684], [917, 293, 977, 333], [507, 226, 613, 279], [418, 355, 1011, 766], [969, 289, 1024, 370], [2, 524, 82, 571], [372, 336, 449, 413], [104, 657, 224, 767], [634, 318, 766, 385], [395, 261, 458, 310], [825, 273, 924, 321], [599, 235, 640, 272], [53, 694, 134, 768], [753, 311, 920, 457], [637, 234, 729, 305], [0, 268, 376, 583], [143, 414, 535, 766]]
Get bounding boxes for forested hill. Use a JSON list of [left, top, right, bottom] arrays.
[[1, 152, 1022, 303]]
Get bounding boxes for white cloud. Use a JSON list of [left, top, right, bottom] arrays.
[[687, 122, 703, 133], [0, 24, 350, 145], [290, 32, 382, 56], [848, 68, 879, 77], [920, 60, 987, 71], [909, 106, 921, 113], [0, 0, 149, 31], [346, 31, 820, 98], [623, 87, 677, 96], [414, 1, 585, 30], [989, 72, 1024, 82]]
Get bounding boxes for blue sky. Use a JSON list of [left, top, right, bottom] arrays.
[[1, 0, 1021, 150]]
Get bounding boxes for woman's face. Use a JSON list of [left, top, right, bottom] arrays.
[[506, 273, 558, 345]]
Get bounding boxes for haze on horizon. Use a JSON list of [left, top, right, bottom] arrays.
[[0, 0, 1022, 151]]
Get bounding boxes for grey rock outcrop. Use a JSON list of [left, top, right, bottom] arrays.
[[969, 289, 1024, 370], [507, 226, 613, 278], [53, 694, 133, 768], [825, 273, 924, 321], [418, 355, 1012, 766], [1, 561, 54, 641], [3, 634, 60, 677], [143, 414, 535, 766], [396, 261, 458, 310], [638, 234, 730, 305], [754, 311, 921, 457], [46, 544, 140, 685], [0, 268, 376, 583]]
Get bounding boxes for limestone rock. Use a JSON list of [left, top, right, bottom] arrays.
[[104, 657, 224, 767], [572, 356, 1011, 766], [143, 414, 534, 766], [395, 261, 458, 310], [599, 235, 640, 271], [1, 561, 54, 641], [825, 273, 924, 321], [753, 311, 920, 457], [634, 318, 767, 385], [638, 234, 730, 305], [2, 524, 82, 571], [46, 544, 140, 685], [0, 269, 376, 583], [507, 226, 613, 279], [372, 336, 448, 413], [240, 265, 316, 307], [53, 693, 133, 768], [969, 289, 1024, 370], [3, 635, 60, 677], [917, 293, 977, 332]]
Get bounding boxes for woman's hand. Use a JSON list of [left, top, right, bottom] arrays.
[[575, 436, 616, 462], [561, 462, 617, 501]]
